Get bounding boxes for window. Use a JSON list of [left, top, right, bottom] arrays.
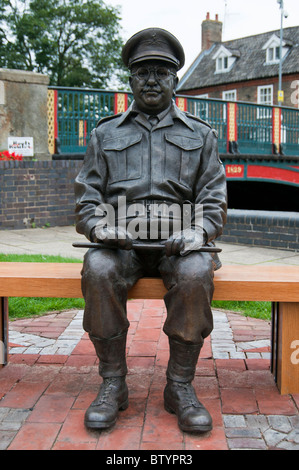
[[223, 90, 237, 101], [267, 46, 280, 63], [258, 86, 273, 106], [217, 57, 228, 72], [193, 94, 209, 120], [263, 34, 288, 65], [213, 45, 237, 74], [257, 85, 273, 119]]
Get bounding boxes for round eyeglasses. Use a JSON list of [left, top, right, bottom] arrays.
[[131, 66, 176, 82]]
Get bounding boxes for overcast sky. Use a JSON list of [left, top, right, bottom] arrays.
[[107, 0, 299, 77]]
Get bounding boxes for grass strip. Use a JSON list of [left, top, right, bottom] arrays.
[[0, 253, 84, 318]]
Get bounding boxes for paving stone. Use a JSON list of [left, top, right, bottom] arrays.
[[227, 437, 267, 450], [225, 427, 262, 439], [4, 408, 31, 423], [286, 429, 299, 444], [0, 408, 10, 421], [267, 415, 293, 433], [289, 416, 299, 430], [245, 414, 269, 432], [223, 415, 246, 428], [276, 441, 299, 450], [263, 428, 287, 447], [4, 305, 299, 451], [0, 430, 17, 450]]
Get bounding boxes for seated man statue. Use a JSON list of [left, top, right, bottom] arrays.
[[74, 28, 227, 433]]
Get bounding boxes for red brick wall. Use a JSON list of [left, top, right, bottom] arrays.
[[0, 160, 83, 230], [180, 74, 299, 108]]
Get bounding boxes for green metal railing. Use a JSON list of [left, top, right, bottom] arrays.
[[51, 88, 130, 153], [185, 97, 227, 153], [48, 87, 299, 156], [237, 102, 273, 155], [281, 107, 299, 155]]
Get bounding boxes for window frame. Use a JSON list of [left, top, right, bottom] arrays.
[[257, 85, 273, 119], [257, 85, 274, 106], [216, 56, 229, 72], [222, 90, 237, 102]]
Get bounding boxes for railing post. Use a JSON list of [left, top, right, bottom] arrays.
[[47, 89, 58, 154], [176, 97, 187, 111], [114, 93, 128, 114], [227, 102, 239, 154], [272, 107, 282, 155], [79, 120, 87, 147]]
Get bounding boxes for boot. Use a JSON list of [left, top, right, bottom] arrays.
[[164, 338, 212, 433], [84, 333, 128, 429], [84, 376, 128, 429]]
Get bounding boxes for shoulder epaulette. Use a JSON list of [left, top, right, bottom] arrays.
[[96, 113, 123, 128], [185, 112, 212, 129]]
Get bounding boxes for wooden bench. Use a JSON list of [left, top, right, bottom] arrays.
[[0, 262, 299, 395]]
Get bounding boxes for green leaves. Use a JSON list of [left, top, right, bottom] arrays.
[[0, 0, 128, 88]]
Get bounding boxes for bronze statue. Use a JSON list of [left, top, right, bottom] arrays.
[[74, 28, 227, 433]]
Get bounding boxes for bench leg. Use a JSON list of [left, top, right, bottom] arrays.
[[271, 302, 299, 395], [0, 297, 9, 368]]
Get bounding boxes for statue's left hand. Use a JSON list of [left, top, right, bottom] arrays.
[[164, 229, 206, 257]]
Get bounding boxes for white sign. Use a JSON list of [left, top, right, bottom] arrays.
[[8, 137, 34, 157]]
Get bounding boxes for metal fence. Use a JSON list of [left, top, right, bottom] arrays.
[[48, 87, 299, 156]]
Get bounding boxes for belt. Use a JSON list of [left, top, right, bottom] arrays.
[[127, 199, 192, 219]]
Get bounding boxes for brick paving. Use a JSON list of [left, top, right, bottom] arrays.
[[1, 301, 299, 451]]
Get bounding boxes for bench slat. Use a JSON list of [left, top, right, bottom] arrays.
[[0, 263, 298, 302]]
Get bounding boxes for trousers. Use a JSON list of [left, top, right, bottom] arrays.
[[81, 246, 215, 346]]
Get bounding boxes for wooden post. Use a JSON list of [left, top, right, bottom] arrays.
[[274, 302, 299, 395], [0, 297, 8, 368]]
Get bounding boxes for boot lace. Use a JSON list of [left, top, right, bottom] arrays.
[[93, 378, 120, 407], [175, 382, 201, 409]]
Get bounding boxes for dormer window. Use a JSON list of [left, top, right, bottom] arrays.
[[217, 56, 228, 71], [263, 34, 289, 64], [268, 46, 280, 63], [213, 45, 239, 74]]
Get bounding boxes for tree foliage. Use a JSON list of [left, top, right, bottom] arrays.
[[0, 0, 129, 88]]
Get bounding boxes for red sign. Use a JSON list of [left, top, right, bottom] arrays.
[[225, 164, 245, 178]]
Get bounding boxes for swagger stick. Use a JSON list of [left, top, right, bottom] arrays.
[[72, 242, 222, 253]]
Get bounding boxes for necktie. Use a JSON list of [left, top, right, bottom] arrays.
[[148, 116, 159, 127]]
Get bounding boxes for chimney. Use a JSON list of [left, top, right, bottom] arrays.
[[201, 12, 222, 51]]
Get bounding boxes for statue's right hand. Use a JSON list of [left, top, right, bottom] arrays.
[[91, 226, 133, 250]]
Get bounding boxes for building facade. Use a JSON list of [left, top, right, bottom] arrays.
[[178, 13, 299, 110]]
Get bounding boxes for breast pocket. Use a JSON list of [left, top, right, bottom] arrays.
[[103, 134, 143, 184], [165, 134, 203, 187]]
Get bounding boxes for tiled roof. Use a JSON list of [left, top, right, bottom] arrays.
[[178, 26, 299, 92]]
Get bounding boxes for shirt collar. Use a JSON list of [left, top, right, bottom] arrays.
[[116, 100, 195, 131]]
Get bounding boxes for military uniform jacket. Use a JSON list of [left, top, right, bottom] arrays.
[[75, 101, 227, 243]]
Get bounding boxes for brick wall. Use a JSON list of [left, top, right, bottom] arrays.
[[219, 209, 299, 251], [0, 160, 83, 230], [0, 161, 298, 252], [181, 74, 299, 108]]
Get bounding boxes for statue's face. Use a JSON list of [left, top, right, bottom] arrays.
[[129, 60, 178, 114]]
